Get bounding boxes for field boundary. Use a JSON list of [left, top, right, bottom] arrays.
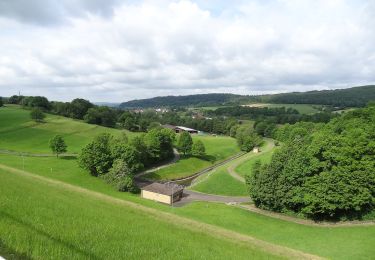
[[0, 163, 323, 260]]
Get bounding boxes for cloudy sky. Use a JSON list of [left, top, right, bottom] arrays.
[[0, 0, 374, 102]]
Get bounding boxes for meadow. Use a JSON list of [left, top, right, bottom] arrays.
[[244, 103, 320, 114], [0, 167, 279, 259], [1, 106, 374, 259], [144, 135, 240, 180], [235, 148, 275, 177], [0, 106, 129, 154], [191, 166, 248, 196]]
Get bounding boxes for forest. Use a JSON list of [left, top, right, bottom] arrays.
[[247, 104, 375, 220]]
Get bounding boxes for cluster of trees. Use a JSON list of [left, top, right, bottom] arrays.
[[0, 97, 3, 107], [247, 105, 375, 220], [267, 85, 375, 108], [119, 93, 256, 108], [209, 106, 335, 124], [78, 128, 175, 192], [177, 132, 206, 157], [234, 126, 263, 152]]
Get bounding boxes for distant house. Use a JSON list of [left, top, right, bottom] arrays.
[[162, 124, 199, 134], [141, 182, 184, 205]]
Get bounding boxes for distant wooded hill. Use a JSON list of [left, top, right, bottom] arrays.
[[119, 85, 375, 108]]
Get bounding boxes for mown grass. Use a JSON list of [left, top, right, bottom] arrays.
[[0, 168, 279, 260], [144, 135, 240, 180], [235, 149, 274, 177], [176, 202, 375, 260], [191, 166, 248, 196], [245, 103, 320, 114], [0, 154, 374, 259], [0, 106, 132, 153]]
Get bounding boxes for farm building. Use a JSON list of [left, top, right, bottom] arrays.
[[162, 124, 199, 134], [141, 182, 184, 205]]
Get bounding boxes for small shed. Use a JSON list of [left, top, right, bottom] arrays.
[[141, 182, 184, 205], [253, 147, 260, 153]]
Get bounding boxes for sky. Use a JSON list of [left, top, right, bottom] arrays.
[[0, 0, 374, 102]]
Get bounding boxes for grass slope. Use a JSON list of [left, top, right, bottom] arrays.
[[245, 103, 320, 114], [0, 168, 279, 259], [235, 149, 274, 177], [192, 166, 248, 196], [0, 106, 131, 153], [144, 135, 240, 180], [0, 154, 374, 259]]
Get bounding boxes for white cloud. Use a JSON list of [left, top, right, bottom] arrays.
[[0, 0, 374, 102]]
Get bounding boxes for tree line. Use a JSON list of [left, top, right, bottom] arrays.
[[247, 104, 375, 220]]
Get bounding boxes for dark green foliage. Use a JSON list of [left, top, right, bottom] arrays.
[[79, 133, 114, 176], [30, 108, 45, 122], [69, 98, 94, 119], [178, 131, 193, 155], [268, 85, 375, 108], [254, 121, 276, 137], [0, 97, 3, 107], [192, 140, 206, 157], [84, 106, 117, 127], [8, 95, 24, 104], [101, 159, 138, 193], [248, 106, 375, 220], [49, 135, 67, 157], [144, 128, 175, 163], [119, 93, 252, 108], [22, 96, 51, 110], [236, 127, 262, 152]]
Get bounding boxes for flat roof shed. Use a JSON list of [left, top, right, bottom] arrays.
[[141, 182, 184, 205]]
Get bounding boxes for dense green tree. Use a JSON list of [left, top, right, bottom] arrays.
[[70, 98, 94, 119], [49, 135, 67, 157], [178, 131, 193, 155], [101, 159, 138, 193], [192, 140, 206, 157], [79, 133, 113, 176], [248, 106, 375, 220], [84, 106, 117, 127], [0, 97, 3, 107], [30, 108, 46, 122], [236, 127, 262, 152], [8, 95, 24, 104]]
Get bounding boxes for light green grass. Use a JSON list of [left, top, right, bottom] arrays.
[[0, 154, 374, 259], [192, 167, 248, 196], [235, 149, 274, 177], [0, 168, 278, 260], [145, 135, 240, 180], [0, 106, 133, 153], [245, 103, 320, 114], [176, 202, 375, 260]]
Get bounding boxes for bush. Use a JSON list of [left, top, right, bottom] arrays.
[[30, 108, 46, 122]]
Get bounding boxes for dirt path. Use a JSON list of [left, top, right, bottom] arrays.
[[0, 163, 323, 260], [236, 204, 375, 227], [227, 138, 275, 183], [0, 149, 77, 158]]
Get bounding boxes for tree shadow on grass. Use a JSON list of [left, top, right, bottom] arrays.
[[0, 211, 100, 259], [60, 156, 77, 160]]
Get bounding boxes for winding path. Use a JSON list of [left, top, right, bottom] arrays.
[[227, 138, 275, 183]]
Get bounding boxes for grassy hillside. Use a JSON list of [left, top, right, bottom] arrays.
[[0, 167, 279, 259], [143, 135, 240, 180], [236, 149, 275, 177], [243, 103, 320, 114], [0, 106, 131, 153], [192, 166, 248, 196], [0, 154, 374, 259]]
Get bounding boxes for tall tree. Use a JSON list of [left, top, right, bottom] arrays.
[[49, 135, 67, 157], [192, 140, 206, 157], [178, 131, 193, 155], [30, 108, 45, 122]]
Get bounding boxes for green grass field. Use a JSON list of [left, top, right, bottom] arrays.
[[191, 166, 248, 196], [1, 106, 374, 259], [235, 149, 275, 177], [144, 135, 240, 180], [0, 153, 374, 259], [245, 103, 320, 114], [0, 167, 279, 259], [0, 106, 131, 154]]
